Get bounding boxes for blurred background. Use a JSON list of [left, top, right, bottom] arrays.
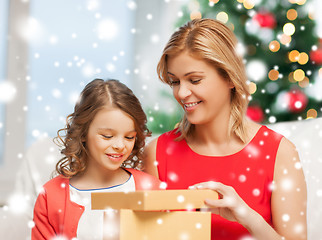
[[0, 0, 322, 204]]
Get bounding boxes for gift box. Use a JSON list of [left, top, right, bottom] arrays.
[[92, 189, 218, 240], [91, 189, 218, 211], [119, 209, 211, 240]]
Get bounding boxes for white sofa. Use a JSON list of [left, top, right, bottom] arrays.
[[268, 118, 322, 240], [1, 118, 321, 240]]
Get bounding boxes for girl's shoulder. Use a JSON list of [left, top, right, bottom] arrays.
[[124, 168, 162, 190], [43, 175, 70, 192]]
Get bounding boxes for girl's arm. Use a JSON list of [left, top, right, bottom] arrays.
[[32, 192, 56, 240], [190, 137, 307, 240]]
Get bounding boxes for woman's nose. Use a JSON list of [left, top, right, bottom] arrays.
[[176, 83, 192, 100]]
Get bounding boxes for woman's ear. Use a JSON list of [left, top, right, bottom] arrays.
[[228, 80, 235, 89]]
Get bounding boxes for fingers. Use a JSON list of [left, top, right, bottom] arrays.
[[189, 181, 239, 207], [189, 181, 222, 190], [189, 181, 228, 197]]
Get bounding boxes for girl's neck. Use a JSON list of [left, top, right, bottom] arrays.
[[70, 167, 130, 190]]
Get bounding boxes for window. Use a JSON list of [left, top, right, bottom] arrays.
[[0, 0, 185, 204], [0, 0, 9, 165], [26, 0, 136, 147]]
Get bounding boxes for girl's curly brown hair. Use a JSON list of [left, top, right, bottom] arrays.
[[54, 79, 151, 178]]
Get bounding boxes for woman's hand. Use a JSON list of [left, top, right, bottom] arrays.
[[189, 181, 256, 226]]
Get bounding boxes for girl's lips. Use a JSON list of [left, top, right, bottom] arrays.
[[106, 153, 124, 162]]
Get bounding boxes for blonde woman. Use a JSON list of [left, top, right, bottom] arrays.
[[144, 19, 307, 240]]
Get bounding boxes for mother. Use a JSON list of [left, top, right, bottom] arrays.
[[143, 18, 307, 240]]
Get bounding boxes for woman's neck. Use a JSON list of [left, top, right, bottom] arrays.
[[186, 119, 258, 156], [191, 117, 232, 145]]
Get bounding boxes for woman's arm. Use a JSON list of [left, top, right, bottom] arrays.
[[142, 137, 159, 178], [190, 137, 307, 240], [271, 137, 307, 239]]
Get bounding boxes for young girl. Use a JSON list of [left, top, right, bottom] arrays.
[[144, 19, 307, 240], [32, 79, 161, 240]]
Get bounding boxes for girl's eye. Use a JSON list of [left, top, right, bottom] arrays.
[[102, 135, 112, 139], [125, 136, 135, 140]]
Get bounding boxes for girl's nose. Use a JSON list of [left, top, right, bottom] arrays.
[[112, 138, 125, 150]]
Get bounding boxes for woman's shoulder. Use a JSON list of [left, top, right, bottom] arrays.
[[159, 128, 180, 138], [247, 121, 284, 142], [157, 128, 182, 145]]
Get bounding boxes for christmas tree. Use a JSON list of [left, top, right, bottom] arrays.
[[147, 0, 322, 134], [174, 0, 322, 124]]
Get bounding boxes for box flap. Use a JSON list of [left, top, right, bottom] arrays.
[[91, 189, 218, 211]]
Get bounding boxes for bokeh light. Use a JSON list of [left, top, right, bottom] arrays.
[[288, 72, 296, 83], [288, 0, 307, 5], [249, 82, 257, 94], [243, 0, 255, 9], [298, 77, 309, 88], [269, 40, 280, 52], [279, 34, 292, 45], [287, 9, 298, 21], [293, 69, 305, 82], [283, 23, 296, 36], [246, 60, 267, 82], [190, 11, 202, 20], [216, 11, 229, 23], [298, 52, 309, 65], [307, 108, 318, 119], [96, 19, 118, 40], [268, 69, 279, 81], [0, 81, 17, 103], [289, 50, 300, 62]]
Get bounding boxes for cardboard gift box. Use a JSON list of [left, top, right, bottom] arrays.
[[92, 189, 219, 211], [92, 189, 218, 240], [119, 209, 211, 240]]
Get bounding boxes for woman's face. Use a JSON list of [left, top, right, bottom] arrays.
[[85, 107, 137, 175], [167, 51, 234, 126]]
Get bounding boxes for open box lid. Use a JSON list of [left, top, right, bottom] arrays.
[[91, 189, 218, 211]]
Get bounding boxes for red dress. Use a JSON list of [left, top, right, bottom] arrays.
[[156, 126, 283, 240]]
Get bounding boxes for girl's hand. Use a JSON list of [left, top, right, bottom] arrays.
[[189, 181, 256, 226]]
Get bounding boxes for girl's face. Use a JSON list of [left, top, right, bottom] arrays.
[[85, 107, 137, 174], [167, 51, 234, 126]]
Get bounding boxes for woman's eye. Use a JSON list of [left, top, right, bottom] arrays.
[[170, 80, 179, 86], [191, 79, 201, 84]]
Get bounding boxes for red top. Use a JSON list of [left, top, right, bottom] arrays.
[[156, 126, 283, 240], [32, 168, 161, 240]]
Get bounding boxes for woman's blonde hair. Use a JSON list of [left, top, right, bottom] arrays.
[[55, 79, 151, 178], [157, 18, 250, 142]]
